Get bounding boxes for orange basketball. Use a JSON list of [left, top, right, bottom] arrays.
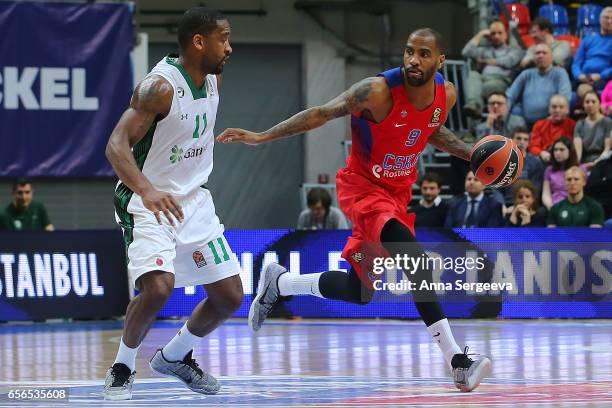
[[469, 135, 523, 187]]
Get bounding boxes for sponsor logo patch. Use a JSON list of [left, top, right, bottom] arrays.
[[351, 252, 365, 263], [193, 250, 207, 268]]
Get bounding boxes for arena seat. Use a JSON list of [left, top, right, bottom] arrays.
[[538, 4, 570, 35], [577, 4, 603, 37], [500, 3, 531, 35]]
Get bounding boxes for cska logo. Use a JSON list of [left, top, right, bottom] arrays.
[[430, 107, 442, 124]]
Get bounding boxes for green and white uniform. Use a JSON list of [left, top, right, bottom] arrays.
[[114, 55, 240, 288]]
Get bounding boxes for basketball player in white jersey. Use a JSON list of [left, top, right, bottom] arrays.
[[103, 8, 242, 400]]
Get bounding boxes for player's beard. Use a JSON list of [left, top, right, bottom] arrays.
[[404, 65, 437, 87]]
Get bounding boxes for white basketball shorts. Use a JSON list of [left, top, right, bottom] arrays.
[[114, 186, 240, 288]]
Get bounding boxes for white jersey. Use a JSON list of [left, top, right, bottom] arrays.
[[134, 55, 219, 197]]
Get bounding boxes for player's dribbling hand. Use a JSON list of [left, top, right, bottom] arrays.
[[141, 188, 184, 226], [216, 128, 263, 145]]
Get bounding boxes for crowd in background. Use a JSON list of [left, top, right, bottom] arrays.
[[300, 6, 611, 231], [412, 6, 611, 229]]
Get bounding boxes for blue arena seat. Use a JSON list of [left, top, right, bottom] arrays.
[[577, 4, 603, 37], [538, 4, 570, 36]]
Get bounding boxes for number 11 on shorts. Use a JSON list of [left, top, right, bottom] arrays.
[[207, 238, 230, 264]]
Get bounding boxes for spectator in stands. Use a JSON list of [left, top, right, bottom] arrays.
[[586, 154, 612, 223], [505, 180, 547, 227], [475, 92, 526, 140], [410, 172, 448, 228], [547, 166, 604, 227], [529, 95, 576, 161], [520, 17, 571, 69], [507, 44, 572, 128], [572, 6, 612, 91], [462, 20, 523, 118], [0, 178, 53, 231], [297, 187, 348, 230], [500, 128, 545, 205], [444, 171, 503, 228], [602, 80, 612, 116], [542, 137, 587, 209], [573, 91, 612, 165]]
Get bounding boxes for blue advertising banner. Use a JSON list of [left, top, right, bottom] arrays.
[[0, 229, 609, 321], [0, 231, 130, 320], [159, 228, 612, 319], [0, 1, 133, 176]]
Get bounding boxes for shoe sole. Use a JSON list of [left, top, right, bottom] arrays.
[[248, 263, 283, 332], [103, 390, 132, 401], [149, 356, 220, 395], [460, 357, 492, 392]]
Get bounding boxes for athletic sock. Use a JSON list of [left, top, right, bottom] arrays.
[[161, 321, 202, 362], [278, 272, 324, 298], [426, 318, 462, 368], [113, 338, 140, 372]]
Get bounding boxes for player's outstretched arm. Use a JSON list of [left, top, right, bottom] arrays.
[[428, 126, 471, 161], [217, 77, 381, 145], [105, 75, 184, 225], [428, 82, 471, 161]]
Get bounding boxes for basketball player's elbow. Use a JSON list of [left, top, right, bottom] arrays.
[[105, 134, 125, 165]]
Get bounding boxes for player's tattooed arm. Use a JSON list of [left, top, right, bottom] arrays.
[[428, 81, 471, 161], [217, 77, 383, 145], [106, 75, 184, 225], [428, 126, 471, 161]]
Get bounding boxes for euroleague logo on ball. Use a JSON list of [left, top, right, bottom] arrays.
[[485, 167, 494, 176]]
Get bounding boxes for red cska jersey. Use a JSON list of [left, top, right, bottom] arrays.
[[346, 68, 447, 190]]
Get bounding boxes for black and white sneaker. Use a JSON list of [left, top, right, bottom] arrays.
[[451, 346, 492, 392], [103, 363, 135, 400], [149, 349, 220, 395], [248, 262, 287, 331]]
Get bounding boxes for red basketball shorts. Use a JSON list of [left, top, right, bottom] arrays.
[[336, 168, 415, 288]]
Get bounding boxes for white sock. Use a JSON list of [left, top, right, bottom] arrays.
[[114, 338, 139, 372], [161, 322, 202, 362], [278, 272, 324, 298], [426, 318, 462, 368]]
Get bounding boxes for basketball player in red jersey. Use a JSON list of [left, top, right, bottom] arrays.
[[217, 28, 491, 391]]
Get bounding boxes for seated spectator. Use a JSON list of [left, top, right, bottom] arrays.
[[520, 17, 571, 69], [461, 20, 523, 118], [542, 137, 588, 209], [410, 173, 448, 228], [586, 154, 612, 221], [500, 127, 545, 205], [574, 91, 612, 165], [507, 44, 572, 127], [475, 92, 526, 140], [547, 166, 604, 227], [297, 187, 348, 230], [572, 7, 612, 91], [602, 80, 612, 116], [0, 178, 54, 231], [444, 171, 503, 228], [505, 180, 547, 227], [529, 95, 576, 162]]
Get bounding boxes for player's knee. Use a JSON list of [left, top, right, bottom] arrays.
[[139, 272, 174, 305], [212, 286, 244, 316]]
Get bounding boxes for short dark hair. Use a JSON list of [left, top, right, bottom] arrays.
[[409, 27, 445, 53], [488, 92, 507, 101], [419, 172, 442, 188], [531, 17, 554, 34], [511, 126, 530, 138], [177, 7, 226, 51], [12, 178, 31, 192], [307, 187, 332, 209]]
